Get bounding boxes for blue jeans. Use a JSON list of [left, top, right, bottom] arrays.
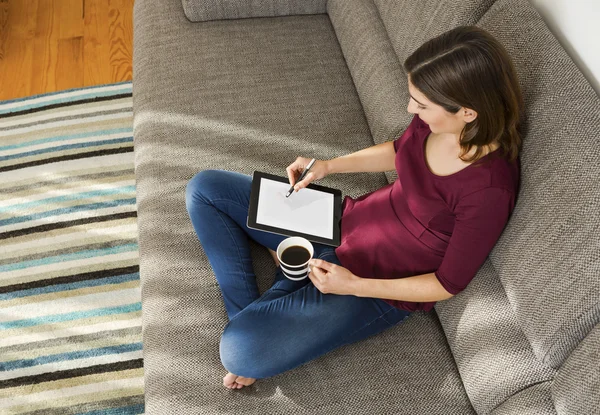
[[185, 169, 411, 379]]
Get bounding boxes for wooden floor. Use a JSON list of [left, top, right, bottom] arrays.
[[0, 0, 134, 101]]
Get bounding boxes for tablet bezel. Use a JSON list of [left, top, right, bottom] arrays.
[[247, 171, 342, 247]]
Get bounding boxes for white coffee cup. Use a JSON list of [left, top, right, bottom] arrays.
[[276, 237, 314, 281]]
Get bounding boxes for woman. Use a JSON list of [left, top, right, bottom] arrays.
[[185, 25, 523, 390]]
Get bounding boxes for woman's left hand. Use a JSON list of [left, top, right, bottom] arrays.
[[308, 258, 359, 296]]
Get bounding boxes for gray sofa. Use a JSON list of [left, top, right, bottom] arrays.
[[132, 0, 600, 414]]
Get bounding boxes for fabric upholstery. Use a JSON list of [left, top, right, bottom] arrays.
[[182, 0, 327, 22], [327, 0, 411, 146], [435, 260, 556, 414], [491, 382, 556, 415], [551, 323, 600, 415], [133, 0, 474, 413], [373, 0, 496, 65], [478, 0, 600, 369]]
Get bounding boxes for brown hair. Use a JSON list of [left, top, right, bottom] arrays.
[[404, 26, 523, 163]]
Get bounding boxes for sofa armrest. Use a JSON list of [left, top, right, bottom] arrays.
[[182, 0, 328, 22]]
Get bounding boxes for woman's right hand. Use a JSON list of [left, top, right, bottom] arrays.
[[286, 157, 330, 193]]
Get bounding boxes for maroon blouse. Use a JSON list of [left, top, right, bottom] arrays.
[[334, 115, 519, 312]]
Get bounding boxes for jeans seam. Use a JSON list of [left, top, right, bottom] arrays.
[[347, 308, 396, 338], [209, 198, 248, 214], [293, 309, 397, 371], [381, 310, 411, 325], [326, 308, 398, 354], [208, 199, 256, 303]]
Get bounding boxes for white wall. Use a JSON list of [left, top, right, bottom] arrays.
[[528, 0, 600, 95]]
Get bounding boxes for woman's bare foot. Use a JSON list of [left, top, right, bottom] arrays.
[[268, 248, 280, 268], [223, 372, 256, 389]]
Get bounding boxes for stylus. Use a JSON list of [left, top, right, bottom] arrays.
[[286, 158, 316, 198]]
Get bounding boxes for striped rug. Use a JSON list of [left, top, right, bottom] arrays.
[[0, 82, 144, 414]]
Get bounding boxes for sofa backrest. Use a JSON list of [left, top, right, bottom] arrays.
[[327, 0, 410, 149], [473, 7, 600, 411], [182, 0, 327, 22], [477, 0, 600, 369], [372, 0, 496, 65]]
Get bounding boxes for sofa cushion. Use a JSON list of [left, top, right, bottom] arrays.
[[490, 382, 555, 415], [435, 260, 556, 414], [133, 0, 475, 413], [373, 0, 496, 65], [551, 323, 600, 415], [477, 0, 600, 369], [327, 0, 411, 147], [182, 0, 327, 22]]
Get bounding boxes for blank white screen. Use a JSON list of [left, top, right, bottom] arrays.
[[256, 178, 334, 240]]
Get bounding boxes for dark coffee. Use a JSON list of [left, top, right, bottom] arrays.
[[281, 245, 311, 266]]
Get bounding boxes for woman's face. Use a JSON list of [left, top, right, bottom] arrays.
[[406, 77, 476, 136]]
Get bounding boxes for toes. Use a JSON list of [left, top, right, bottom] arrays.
[[223, 373, 237, 388], [236, 376, 256, 386], [224, 372, 256, 389], [235, 377, 249, 385]]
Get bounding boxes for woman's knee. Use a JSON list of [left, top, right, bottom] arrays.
[[185, 169, 225, 210], [220, 326, 256, 378], [219, 316, 275, 379]]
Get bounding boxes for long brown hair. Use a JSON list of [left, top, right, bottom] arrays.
[[404, 26, 523, 163]]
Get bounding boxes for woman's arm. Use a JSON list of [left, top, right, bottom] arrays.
[[326, 141, 396, 174], [308, 258, 453, 302], [351, 272, 455, 302]]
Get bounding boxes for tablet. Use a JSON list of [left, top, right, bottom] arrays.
[[247, 171, 342, 247]]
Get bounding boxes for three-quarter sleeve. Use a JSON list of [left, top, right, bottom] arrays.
[[394, 115, 422, 153], [434, 187, 516, 295]]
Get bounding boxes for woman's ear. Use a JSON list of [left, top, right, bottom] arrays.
[[462, 107, 478, 123]]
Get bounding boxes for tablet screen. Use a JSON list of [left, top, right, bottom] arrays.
[[255, 177, 334, 239]]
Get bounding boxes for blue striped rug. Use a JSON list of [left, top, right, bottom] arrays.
[[0, 82, 144, 414]]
